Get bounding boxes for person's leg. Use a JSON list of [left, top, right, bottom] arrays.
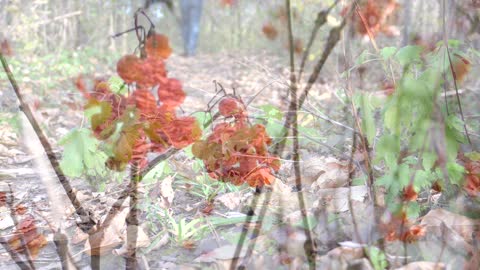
[[186, 0, 203, 55], [179, 0, 190, 55]]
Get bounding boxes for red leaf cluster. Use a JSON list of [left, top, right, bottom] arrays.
[[0, 192, 6, 207], [380, 211, 425, 243], [343, 0, 399, 37], [464, 158, 480, 197], [260, 6, 302, 55], [401, 184, 418, 202], [0, 39, 13, 56], [76, 32, 201, 170], [8, 216, 48, 259], [262, 22, 278, 40], [220, 0, 235, 7], [192, 97, 280, 187], [451, 53, 471, 83]]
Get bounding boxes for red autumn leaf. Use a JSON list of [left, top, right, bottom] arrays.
[[382, 82, 395, 96], [348, 0, 399, 37], [74, 75, 90, 99], [8, 216, 48, 259], [163, 117, 202, 148], [402, 184, 418, 202], [117, 54, 144, 84], [158, 78, 186, 109], [130, 132, 151, 169], [451, 53, 471, 83], [0, 192, 6, 207], [133, 88, 157, 117], [218, 97, 246, 118], [463, 158, 480, 196], [293, 38, 303, 55], [399, 225, 426, 243], [201, 202, 215, 215], [380, 211, 425, 243], [15, 204, 27, 215], [139, 56, 168, 87], [245, 167, 275, 187], [262, 23, 278, 40], [145, 33, 172, 59], [1, 39, 13, 56], [220, 0, 235, 6]]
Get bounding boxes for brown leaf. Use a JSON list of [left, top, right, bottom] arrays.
[[394, 261, 445, 270], [420, 208, 480, 243], [262, 23, 278, 40]]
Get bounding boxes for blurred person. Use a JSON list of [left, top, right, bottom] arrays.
[[179, 0, 203, 56], [145, 0, 203, 56]]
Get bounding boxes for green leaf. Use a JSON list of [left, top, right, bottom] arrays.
[[395, 45, 423, 66], [376, 134, 399, 167], [361, 96, 376, 145], [108, 76, 127, 95], [447, 162, 465, 185], [422, 152, 437, 171], [366, 246, 388, 270], [192, 111, 212, 130], [143, 161, 170, 184], [84, 99, 112, 131], [259, 104, 283, 120], [406, 202, 420, 219], [355, 49, 371, 65], [59, 128, 107, 177], [380, 46, 397, 60], [465, 152, 480, 161]]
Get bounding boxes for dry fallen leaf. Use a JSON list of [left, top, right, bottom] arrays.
[[394, 261, 445, 270], [112, 225, 151, 256], [216, 191, 242, 210], [71, 226, 89, 244], [312, 186, 368, 213], [8, 216, 48, 259], [327, 246, 364, 261], [420, 208, 480, 243], [193, 244, 247, 263], [84, 207, 129, 255]]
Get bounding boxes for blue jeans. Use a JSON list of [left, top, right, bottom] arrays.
[[180, 0, 203, 56]]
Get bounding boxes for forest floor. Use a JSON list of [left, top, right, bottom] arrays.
[[1, 51, 479, 270]]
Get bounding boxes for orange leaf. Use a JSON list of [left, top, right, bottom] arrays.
[[117, 54, 143, 84], [145, 33, 172, 59], [402, 184, 418, 202], [262, 23, 278, 40], [218, 97, 245, 118], [0, 192, 6, 207], [1, 39, 13, 56], [133, 89, 157, 117], [245, 167, 275, 187], [452, 53, 471, 83], [8, 216, 48, 259], [163, 117, 202, 148], [158, 79, 186, 109]]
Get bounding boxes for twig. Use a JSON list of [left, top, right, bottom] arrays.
[[7, 185, 36, 270], [298, 0, 340, 80], [125, 164, 141, 270], [274, 14, 349, 156], [0, 236, 33, 270], [285, 1, 315, 266], [0, 52, 96, 233], [442, 0, 472, 146]]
